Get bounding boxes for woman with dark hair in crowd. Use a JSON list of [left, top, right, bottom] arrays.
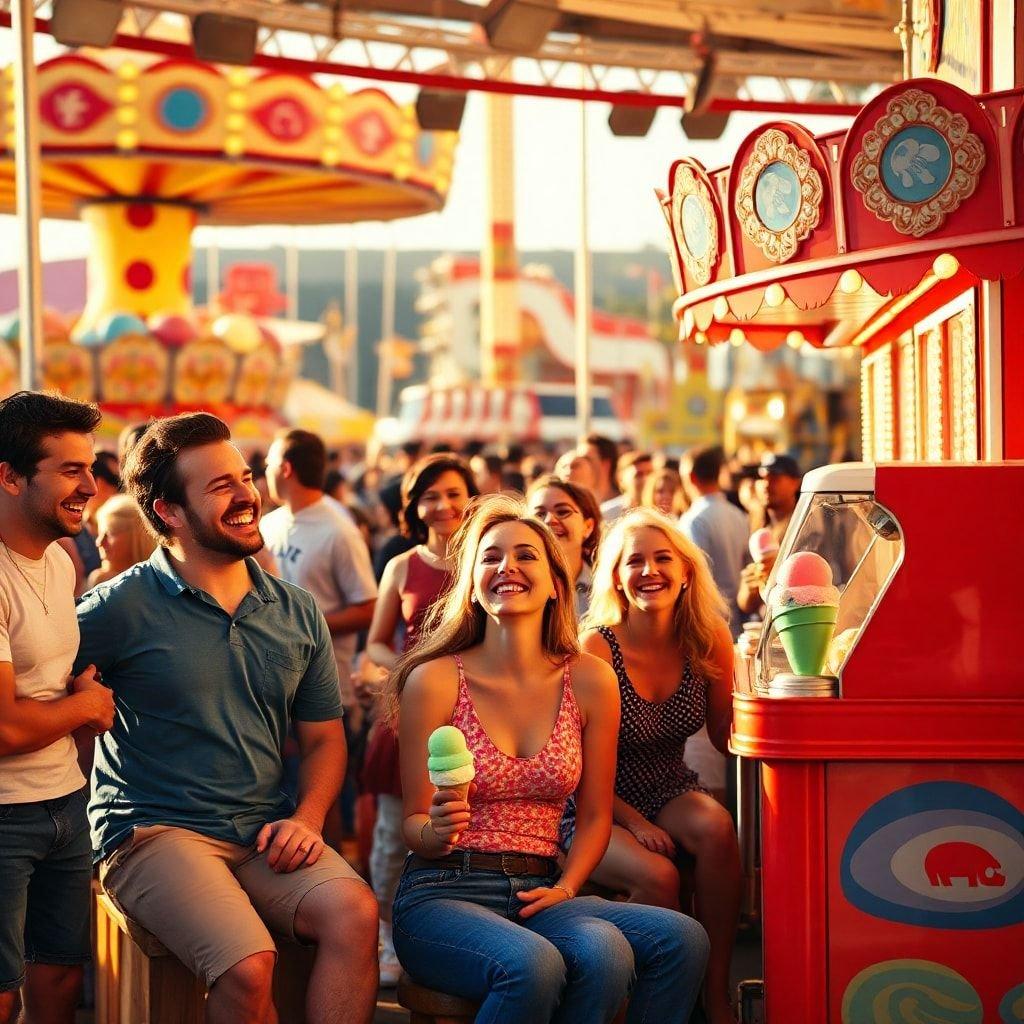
[[579, 508, 739, 1024], [386, 494, 708, 1022], [526, 474, 601, 618], [361, 454, 480, 984]]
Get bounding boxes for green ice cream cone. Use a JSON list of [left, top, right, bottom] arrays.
[[773, 604, 838, 677]]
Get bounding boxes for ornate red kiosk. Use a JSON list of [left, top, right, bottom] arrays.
[[659, 3, 1024, 1021]]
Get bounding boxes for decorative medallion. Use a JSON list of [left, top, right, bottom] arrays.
[[736, 129, 823, 264], [345, 110, 395, 156], [40, 81, 113, 133], [156, 87, 209, 133], [851, 88, 985, 238], [671, 166, 719, 286], [253, 97, 314, 143]]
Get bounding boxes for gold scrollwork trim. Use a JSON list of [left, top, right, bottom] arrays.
[[850, 88, 986, 238], [672, 166, 719, 287], [735, 129, 823, 264]]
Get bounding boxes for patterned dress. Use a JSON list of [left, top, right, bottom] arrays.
[[599, 626, 709, 822]]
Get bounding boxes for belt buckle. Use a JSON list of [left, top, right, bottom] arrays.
[[500, 853, 530, 876]]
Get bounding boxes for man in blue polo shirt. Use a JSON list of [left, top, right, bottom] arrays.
[[76, 412, 378, 1024]]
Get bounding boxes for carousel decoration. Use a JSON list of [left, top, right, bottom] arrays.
[[850, 88, 985, 238], [0, 53, 459, 441], [735, 128, 823, 264], [671, 163, 720, 287]]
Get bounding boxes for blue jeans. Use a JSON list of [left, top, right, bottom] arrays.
[[392, 855, 709, 1024], [0, 787, 92, 992]]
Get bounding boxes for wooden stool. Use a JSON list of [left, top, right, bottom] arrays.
[[94, 888, 314, 1024], [397, 973, 479, 1024]]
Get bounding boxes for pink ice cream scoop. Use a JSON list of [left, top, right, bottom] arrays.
[[770, 551, 840, 612], [776, 551, 833, 589], [748, 528, 779, 563], [770, 551, 841, 676]]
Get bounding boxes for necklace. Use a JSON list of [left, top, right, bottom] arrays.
[[0, 534, 49, 615]]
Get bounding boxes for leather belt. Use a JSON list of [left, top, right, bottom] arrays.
[[408, 851, 559, 878]]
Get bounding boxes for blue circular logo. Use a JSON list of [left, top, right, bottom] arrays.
[[680, 194, 710, 259], [882, 125, 952, 203], [755, 160, 801, 232], [159, 88, 207, 133], [841, 782, 1024, 930]]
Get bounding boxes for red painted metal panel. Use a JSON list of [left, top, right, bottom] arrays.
[[840, 463, 1024, 700], [1001, 275, 1024, 457], [760, 762, 829, 1024]]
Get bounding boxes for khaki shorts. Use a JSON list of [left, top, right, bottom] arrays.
[[99, 825, 364, 987]]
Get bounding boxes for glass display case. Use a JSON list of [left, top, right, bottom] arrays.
[[755, 467, 905, 695]]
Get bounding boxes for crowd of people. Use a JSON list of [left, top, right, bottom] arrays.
[[0, 389, 805, 1024]]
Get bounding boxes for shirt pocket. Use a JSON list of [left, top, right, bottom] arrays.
[[262, 648, 307, 700]]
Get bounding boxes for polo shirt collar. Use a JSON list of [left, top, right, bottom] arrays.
[[149, 545, 277, 604]]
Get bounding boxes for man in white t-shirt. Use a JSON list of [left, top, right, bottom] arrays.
[[261, 430, 377, 707], [0, 391, 115, 1024]]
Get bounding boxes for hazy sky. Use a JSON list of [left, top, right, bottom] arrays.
[[0, 31, 851, 264]]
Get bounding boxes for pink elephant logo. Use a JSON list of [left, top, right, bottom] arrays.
[[925, 842, 1005, 888]]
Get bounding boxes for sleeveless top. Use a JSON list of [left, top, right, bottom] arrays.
[[362, 550, 451, 797], [599, 626, 709, 821], [401, 550, 452, 653], [450, 654, 582, 858]]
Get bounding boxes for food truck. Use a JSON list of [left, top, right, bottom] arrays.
[[733, 461, 1024, 1023], [658, 2, 1024, 1020]]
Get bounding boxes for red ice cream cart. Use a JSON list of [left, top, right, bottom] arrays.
[[732, 461, 1024, 1024]]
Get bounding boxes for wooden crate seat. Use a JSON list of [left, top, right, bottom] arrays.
[[94, 887, 314, 1024]]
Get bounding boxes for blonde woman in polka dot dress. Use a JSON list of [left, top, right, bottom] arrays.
[[579, 507, 739, 1024]]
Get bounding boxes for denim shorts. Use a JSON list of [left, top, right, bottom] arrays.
[[0, 787, 92, 991]]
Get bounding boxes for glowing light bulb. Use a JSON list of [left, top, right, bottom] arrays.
[[764, 283, 786, 308], [786, 330, 805, 349], [713, 296, 730, 320], [767, 397, 786, 421], [933, 253, 959, 280], [839, 269, 863, 294], [729, 328, 745, 347]]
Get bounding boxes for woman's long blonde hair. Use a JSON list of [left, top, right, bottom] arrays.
[[96, 494, 157, 569], [384, 493, 581, 721], [581, 507, 728, 683]]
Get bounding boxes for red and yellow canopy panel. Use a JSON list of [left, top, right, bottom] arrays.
[[0, 54, 456, 224], [659, 78, 1024, 348]]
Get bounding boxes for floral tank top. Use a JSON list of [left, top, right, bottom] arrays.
[[450, 654, 582, 858]]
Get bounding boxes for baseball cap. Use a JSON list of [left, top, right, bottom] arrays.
[[758, 452, 801, 478]]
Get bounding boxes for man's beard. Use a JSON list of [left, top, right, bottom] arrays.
[[25, 488, 83, 541], [183, 502, 264, 560]]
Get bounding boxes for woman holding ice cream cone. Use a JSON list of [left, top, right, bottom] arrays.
[[386, 495, 709, 1024], [579, 508, 739, 1024]]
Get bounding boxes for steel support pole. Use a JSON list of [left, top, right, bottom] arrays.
[[376, 240, 396, 419], [574, 93, 592, 442], [345, 234, 360, 406], [205, 233, 219, 308], [12, 0, 43, 391]]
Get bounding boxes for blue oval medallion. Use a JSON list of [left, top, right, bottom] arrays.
[[754, 160, 801, 231], [841, 782, 1024, 930], [680, 193, 710, 260], [159, 88, 208, 133], [881, 125, 952, 203]]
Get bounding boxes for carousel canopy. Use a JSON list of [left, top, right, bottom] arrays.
[[0, 53, 456, 224], [660, 78, 1024, 352]]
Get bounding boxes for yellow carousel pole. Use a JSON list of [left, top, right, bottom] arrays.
[[11, 0, 43, 389]]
